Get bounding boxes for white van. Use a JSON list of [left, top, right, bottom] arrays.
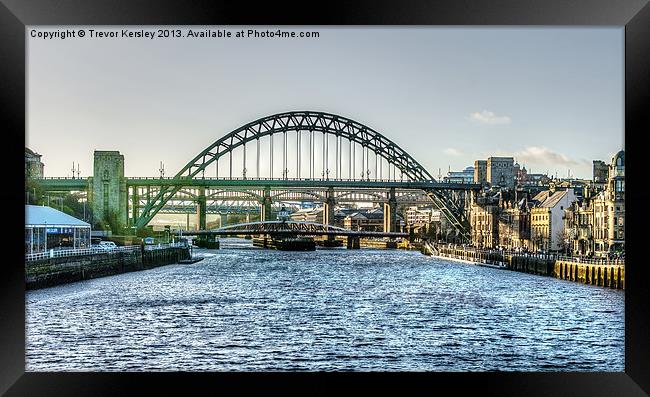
[[98, 241, 118, 250]]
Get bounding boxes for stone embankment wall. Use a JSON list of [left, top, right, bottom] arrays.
[[26, 247, 190, 290], [554, 260, 624, 289], [432, 246, 624, 290]]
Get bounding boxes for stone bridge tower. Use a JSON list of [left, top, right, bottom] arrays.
[[91, 151, 127, 231]]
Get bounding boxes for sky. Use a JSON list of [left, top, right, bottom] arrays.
[[27, 26, 624, 180]]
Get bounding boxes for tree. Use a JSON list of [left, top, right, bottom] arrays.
[[25, 178, 44, 205], [556, 229, 571, 255], [94, 209, 124, 235], [426, 222, 435, 241], [531, 230, 545, 252]]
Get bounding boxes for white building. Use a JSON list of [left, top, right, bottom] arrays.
[[530, 188, 576, 251], [25, 205, 91, 254], [405, 207, 434, 226]]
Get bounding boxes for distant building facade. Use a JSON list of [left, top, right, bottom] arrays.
[[405, 206, 434, 226], [444, 166, 475, 184], [470, 194, 500, 249], [592, 160, 609, 183], [530, 186, 576, 252], [497, 198, 531, 250], [25, 148, 45, 178], [486, 157, 515, 189], [342, 207, 404, 232], [564, 150, 625, 257], [473, 160, 487, 184]]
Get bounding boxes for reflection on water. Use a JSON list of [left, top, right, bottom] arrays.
[[26, 238, 624, 371]]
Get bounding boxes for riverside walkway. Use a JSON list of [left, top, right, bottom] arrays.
[[422, 243, 624, 290]]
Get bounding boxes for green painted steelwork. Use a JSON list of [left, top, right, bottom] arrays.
[[34, 111, 481, 240]]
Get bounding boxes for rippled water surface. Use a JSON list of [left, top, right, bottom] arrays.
[[26, 239, 624, 371]]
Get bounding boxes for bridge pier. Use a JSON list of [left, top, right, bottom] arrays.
[[347, 236, 360, 249], [383, 187, 397, 233], [261, 186, 273, 221], [92, 150, 128, 231], [324, 187, 336, 241], [197, 187, 207, 231], [130, 187, 139, 229]]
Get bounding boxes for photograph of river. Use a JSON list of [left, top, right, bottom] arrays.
[[25, 26, 624, 372]]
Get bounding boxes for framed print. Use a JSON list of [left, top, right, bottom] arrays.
[[1, 0, 649, 395]]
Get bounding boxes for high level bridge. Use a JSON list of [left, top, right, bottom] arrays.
[[34, 111, 481, 240]]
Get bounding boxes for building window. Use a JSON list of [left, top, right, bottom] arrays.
[[103, 182, 109, 215]]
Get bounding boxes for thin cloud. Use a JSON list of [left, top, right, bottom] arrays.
[[443, 148, 463, 156], [469, 110, 511, 125], [513, 146, 588, 167]]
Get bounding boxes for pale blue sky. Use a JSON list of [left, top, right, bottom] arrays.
[[27, 27, 623, 180]]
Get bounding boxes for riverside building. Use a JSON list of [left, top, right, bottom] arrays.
[[564, 150, 625, 257], [25, 205, 91, 254], [530, 186, 576, 252]]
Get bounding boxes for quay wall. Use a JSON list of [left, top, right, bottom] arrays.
[[554, 260, 625, 289], [433, 246, 624, 290], [26, 247, 190, 290], [360, 239, 398, 249]]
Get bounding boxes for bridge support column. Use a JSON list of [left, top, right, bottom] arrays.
[[347, 236, 360, 249], [383, 187, 397, 233], [324, 187, 336, 241], [131, 186, 139, 230], [261, 186, 273, 221], [220, 213, 228, 228], [197, 187, 207, 231], [92, 150, 128, 232]]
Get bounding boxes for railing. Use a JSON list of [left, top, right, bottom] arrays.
[[143, 242, 188, 251], [37, 176, 485, 186], [25, 245, 140, 262], [550, 254, 625, 267], [39, 177, 89, 180], [434, 244, 625, 267], [26, 242, 189, 261], [127, 176, 415, 182]]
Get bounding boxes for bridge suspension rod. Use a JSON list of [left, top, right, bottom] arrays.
[[296, 130, 300, 179], [322, 132, 326, 180], [256, 138, 260, 178], [309, 130, 314, 179], [283, 131, 287, 179], [243, 140, 247, 179]]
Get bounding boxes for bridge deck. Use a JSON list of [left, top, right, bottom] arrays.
[[36, 177, 480, 191], [183, 229, 408, 238]]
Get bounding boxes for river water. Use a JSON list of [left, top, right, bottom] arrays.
[[26, 238, 624, 371]]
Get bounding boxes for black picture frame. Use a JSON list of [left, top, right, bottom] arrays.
[[1, 0, 648, 395]]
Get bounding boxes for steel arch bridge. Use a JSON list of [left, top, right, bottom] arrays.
[[133, 111, 478, 238], [35, 111, 480, 240]]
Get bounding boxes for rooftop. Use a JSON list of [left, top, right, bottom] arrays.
[[26, 205, 90, 227], [532, 190, 570, 208]]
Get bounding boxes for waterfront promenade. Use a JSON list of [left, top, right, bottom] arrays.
[[25, 243, 191, 289], [423, 243, 624, 290]]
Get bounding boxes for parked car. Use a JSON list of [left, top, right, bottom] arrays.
[[98, 241, 118, 250]]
